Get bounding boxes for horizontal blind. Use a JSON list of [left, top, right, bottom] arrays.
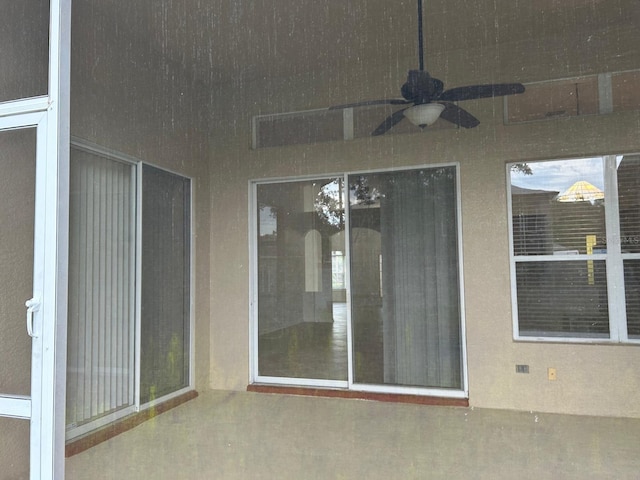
[[617, 156, 640, 252], [510, 158, 610, 338], [67, 149, 136, 427], [511, 189, 606, 256], [624, 260, 640, 337], [515, 261, 609, 337], [618, 154, 640, 338]]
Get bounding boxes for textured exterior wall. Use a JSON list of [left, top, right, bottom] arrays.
[[70, 4, 212, 394], [206, 0, 640, 417]]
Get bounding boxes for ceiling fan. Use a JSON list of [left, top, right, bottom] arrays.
[[330, 0, 525, 136]]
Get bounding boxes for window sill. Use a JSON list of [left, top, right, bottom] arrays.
[[65, 390, 199, 457], [514, 336, 640, 345], [246, 384, 469, 407]]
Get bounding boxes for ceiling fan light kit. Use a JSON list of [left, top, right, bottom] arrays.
[[329, 0, 525, 136], [403, 103, 445, 127]]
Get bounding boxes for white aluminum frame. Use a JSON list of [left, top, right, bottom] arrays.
[[249, 164, 469, 399], [0, 0, 71, 478], [507, 155, 640, 344], [249, 173, 350, 390]]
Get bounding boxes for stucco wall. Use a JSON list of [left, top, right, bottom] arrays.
[[70, 3, 212, 394], [207, 1, 640, 418]]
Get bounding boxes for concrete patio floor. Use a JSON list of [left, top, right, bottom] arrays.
[[66, 390, 640, 479]]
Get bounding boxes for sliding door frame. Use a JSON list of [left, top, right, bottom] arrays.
[[249, 164, 469, 399], [346, 164, 468, 399], [66, 139, 195, 439], [249, 174, 349, 389], [66, 140, 139, 439], [137, 162, 195, 411]]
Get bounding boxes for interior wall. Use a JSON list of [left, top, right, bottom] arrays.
[[207, 0, 640, 417], [70, 2, 212, 393]]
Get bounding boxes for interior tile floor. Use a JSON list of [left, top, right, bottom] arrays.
[[258, 302, 349, 380], [66, 390, 640, 479]]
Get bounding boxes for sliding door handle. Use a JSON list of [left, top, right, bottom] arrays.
[[25, 298, 40, 338]]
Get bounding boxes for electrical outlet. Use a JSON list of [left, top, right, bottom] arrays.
[[548, 367, 557, 381], [516, 364, 529, 374]]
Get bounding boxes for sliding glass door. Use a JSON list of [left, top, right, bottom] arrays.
[[256, 178, 348, 385], [349, 167, 463, 390], [66, 145, 192, 438], [66, 148, 136, 434], [252, 166, 466, 396], [140, 165, 191, 404]]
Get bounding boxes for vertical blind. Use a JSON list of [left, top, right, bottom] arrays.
[[66, 149, 136, 426]]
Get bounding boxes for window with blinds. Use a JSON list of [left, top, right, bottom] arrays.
[[508, 155, 640, 342]]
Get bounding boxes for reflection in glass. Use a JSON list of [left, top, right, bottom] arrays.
[[140, 166, 191, 403], [257, 178, 347, 381], [511, 158, 606, 256], [349, 168, 462, 389]]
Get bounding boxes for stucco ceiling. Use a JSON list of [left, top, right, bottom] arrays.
[[75, 0, 621, 89], [69, 0, 640, 125]]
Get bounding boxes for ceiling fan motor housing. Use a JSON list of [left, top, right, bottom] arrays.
[[402, 70, 444, 104]]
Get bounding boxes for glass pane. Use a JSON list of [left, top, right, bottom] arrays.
[[256, 178, 347, 381], [511, 158, 606, 256], [140, 165, 191, 404], [0, 128, 36, 396], [0, 417, 29, 479], [617, 154, 640, 254], [0, 1, 49, 102], [0, 128, 35, 480], [624, 260, 640, 338], [516, 260, 609, 337], [349, 168, 462, 389], [66, 149, 136, 430]]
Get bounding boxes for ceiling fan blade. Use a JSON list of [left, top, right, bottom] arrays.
[[439, 102, 480, 128], [371, 108, 409, 136], [329, 99, 411, 110], [438, 83, 525, 102]]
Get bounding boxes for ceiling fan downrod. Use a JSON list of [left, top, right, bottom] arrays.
[[417, 0, 425, 71]]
